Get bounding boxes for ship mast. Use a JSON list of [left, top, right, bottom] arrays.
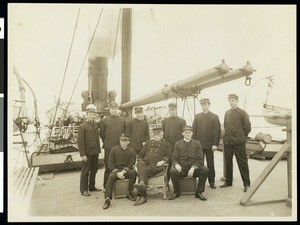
[[121, 8, 132, 107]]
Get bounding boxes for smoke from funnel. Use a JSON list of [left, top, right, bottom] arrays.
[[89, 35, 109, 58]]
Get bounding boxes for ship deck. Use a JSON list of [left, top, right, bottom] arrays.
[[10, 150, 294, 222]]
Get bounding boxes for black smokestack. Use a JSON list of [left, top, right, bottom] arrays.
[[88, 57, 108, 113]]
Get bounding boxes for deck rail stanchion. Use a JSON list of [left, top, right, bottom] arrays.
[[240, 120, 292, 206]]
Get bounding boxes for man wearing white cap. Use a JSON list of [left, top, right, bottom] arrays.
[[78, 104, 102, 196]]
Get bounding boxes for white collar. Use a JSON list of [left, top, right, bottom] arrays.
[[184, 138, 191, 143]]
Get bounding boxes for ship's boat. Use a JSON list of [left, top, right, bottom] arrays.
[[262, 103, 292, 126]]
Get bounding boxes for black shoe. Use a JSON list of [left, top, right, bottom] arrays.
[[195, 192, 207, 201], [168, 193, 180, 200], [81, 191, 91, 196], [90, 187, 102, 192], [134, 181, 147, 191], [103, 198, 110, 210], [134, 196, 147, 206], [126, 192, 136, 201], [244, 186, 250, 192], [220, 182, 232, 188], [209, 183, 216, 189]]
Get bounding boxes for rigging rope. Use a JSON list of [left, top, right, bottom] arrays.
[[108, 10, 115, 59], [109, 9, 121, 88], [149, 9, 179, 80], [264, 76, 274, 105], [50, 9, 81, 132], [63, 9, 104, 120], [185, 98, 193, 125], [272, 81, 293, 99]]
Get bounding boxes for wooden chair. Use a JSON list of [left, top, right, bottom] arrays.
[[146, 164, 169, 200]]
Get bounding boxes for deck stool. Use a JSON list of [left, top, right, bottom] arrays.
[[113, 179, 129, 199], [180, 177, 197, 194]]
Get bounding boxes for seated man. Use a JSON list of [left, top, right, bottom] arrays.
[[103, 134, 137, 210], [169, 125, 209, 201], [133, 127, 172, 206]]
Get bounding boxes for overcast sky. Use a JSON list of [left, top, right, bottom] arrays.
[[8, 4, 296, 137]]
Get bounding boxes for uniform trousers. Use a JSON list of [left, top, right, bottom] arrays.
[[136, 160, 164, 197], [80, 154, 99, 193], [203, 148, 216, 184], [170, 166, 209, 194], [103, 148, 111, 188], [105, 170, 137, 199], [224, 143, 250, 187]]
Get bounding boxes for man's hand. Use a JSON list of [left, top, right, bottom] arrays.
[[142, 142, 146, 146], [188, 167, 195, 177], [156, 160, 165, 167], [81, 156, 87, 162], [212, 145, 218, 151], [175, 164, 182, 172], [117, 171, 125, 179]]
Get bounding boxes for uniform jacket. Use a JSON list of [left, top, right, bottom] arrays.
[[108, 145, 136, 173], [100, 115, 126, 150], [162, 116, 186, 147], [77, 121, 101, 157], [223, 107, 251, 145], [138, 139, 172, 167], [172, 139, 204, 169], [125, 118, 150, 151], [192, 111, 221, 149]]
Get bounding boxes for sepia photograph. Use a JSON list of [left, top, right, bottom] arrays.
[[7, 3, 296, 222]]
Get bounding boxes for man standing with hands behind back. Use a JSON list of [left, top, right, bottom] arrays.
[[220, 94, 251, 192], [78, 104, 102, 196], [192, 98, 221, 189]]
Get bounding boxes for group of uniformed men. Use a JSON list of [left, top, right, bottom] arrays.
[[77, 94, 252, 210]]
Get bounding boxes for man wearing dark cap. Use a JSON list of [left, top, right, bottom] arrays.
[[169, 125, 209, 201], [220, 94, 251, 192], [162, 103, 186, 148], [125, 107, 150, 156], [103, 134, 137, 209], [162, 103, 186, 180], [133, 127, 172, 206], [78, 104, 102, 196], [100, 102, 126, 189], [192, 98, 221, 189]]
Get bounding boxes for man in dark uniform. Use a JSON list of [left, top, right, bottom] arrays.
[[192, 98, 221, 189], [133, 127, 172, 206], [162, 103, 186, 180], [162, 103, 186, 148], [220, 94, 251, 192], [125, 107, 150, 155], [103, 134, 137, 210], [100, 103, 126, 189], [78, 104, 102, 196], [169, 125, 209, 201]]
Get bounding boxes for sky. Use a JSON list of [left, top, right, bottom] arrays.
[[8, 4, 296, 138]]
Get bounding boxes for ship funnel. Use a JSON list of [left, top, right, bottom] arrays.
[[88, 57, 108, 113], [108, 90, 117, 103]]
